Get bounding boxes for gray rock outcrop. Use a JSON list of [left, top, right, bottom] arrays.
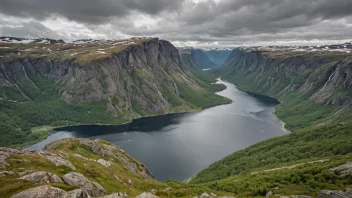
[[18, 171, 63, 184], [68, 189, 91, 198], [0, 170, 16, 177], [135, 192, 159, 198], [63, 172, 106, 197], [103, 192, 128, 198], [329, 162, 352, 178], [193, 192, 235, 198], [10, 185, 68, 198], [318, 188, 352, 198], [97, 158, 112, 167]]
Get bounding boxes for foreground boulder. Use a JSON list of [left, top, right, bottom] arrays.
[[68, 189, 91, 198], [194, 192, 235, 198], [63, 172, 106, 196], [11, 185, 68, 198], [135, 192, 159, 198], [18, 171, 63, 184], [103, 192, 128, 198]]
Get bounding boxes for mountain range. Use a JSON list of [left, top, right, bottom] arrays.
[[0, 37, 351, 198]]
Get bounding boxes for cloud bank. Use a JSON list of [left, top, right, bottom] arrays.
[[1, 0, 352, 47]]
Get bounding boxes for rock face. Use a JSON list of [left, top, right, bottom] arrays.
[[179, 48, 217, 69], [317, 188, 352, 198], [135, 192, 159, 198], [219, 48, 352, 106], [0, 147, 75, 171], [0, 170, 16, 176], [11, 185, 68, 198], [217, 48, 352, 129], [193, 192, 235, 198], [45, 154, 76, 170], [0, 38, 204, 115], [329, 162, 352, 178], [19, 171, 63, 184], [62, 172, 106, 197], [1, 37, 228, 148], [103, 192, 128, 198], [96, 158, 112, 167], [203, 49, 232, 66], [68, 189, 91, 198]]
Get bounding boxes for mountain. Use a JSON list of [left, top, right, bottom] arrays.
[[190, 45, 352, 196], [179, 48, 217, 69], [203, 48, 232, 66], [0, 36, 65, 44], [0, 40, 351, 198], [215, 47, 352, 130], [0, 37, 230, 147]]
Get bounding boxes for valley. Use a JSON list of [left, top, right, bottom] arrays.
[[0, 37, 351, 198], [26, 78, 288, 182]]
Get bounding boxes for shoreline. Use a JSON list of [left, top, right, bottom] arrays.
[[219, 78, 290, 133], [24, 79, 231, 149], [23, 111, 194, 150]]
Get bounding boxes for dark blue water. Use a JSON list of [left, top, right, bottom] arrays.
[[27, 79, 288, 181]]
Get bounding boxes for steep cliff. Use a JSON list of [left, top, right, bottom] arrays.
[[179, 48, 217, 69], [217, 48, 352, 130], [0, 38, 229, 147], [203, 49, 232, 66]]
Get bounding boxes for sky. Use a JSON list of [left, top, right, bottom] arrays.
[[0, 0, 352, 47]]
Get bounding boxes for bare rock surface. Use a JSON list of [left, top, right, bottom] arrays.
[[193, 192, 235, 198], [68, 189, 91, 198], [19, 171, 63, 184], [63, 172, 106, 197], [18, 170, 35, 176], [0, 148, 14, 168], [10, 185, 68, 198], [318, 188, 352, 198], [0, 147, 75, 170], [329, 162, 352, 178], [96, 158, 112, 167], [37, 151, 76, 170], [0, 170, 16, 176], [135, 192, 159, 198], [103, 192, 128, 198]]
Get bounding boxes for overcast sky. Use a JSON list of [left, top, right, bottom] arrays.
[[1, 0, 352, 47]]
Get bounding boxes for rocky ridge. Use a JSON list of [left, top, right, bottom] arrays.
[[0, 138, 240, 198]]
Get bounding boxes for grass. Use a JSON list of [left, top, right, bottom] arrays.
[[189, 50, 352, 196], [191, 120, 352, 183], [0, 138, 238, 197], [197, 155, 352, 197], [0, 38, 153, 65]]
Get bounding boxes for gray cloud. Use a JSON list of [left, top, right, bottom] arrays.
[[0, 0, 352, 47], [0, 19, 59, 38], [0, 0, 184, 24]]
